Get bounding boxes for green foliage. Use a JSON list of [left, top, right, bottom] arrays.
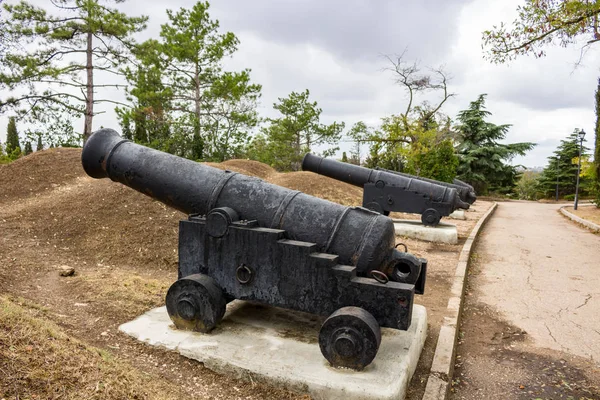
[[346, 121, 370, 165], [249, 90, 343, 171], [363, 54, 458, 181], [117, 40, 172, 153], [407, 138, 458, 183], [0, 119, 22, 162], [5, 116, 20, 154], [455, 94, 536, 194], [538, 130, 590, 198], [341, 152, 348, 163], [365, 115, 459, 182], [0, 0, 147, 141], [23, 105, 82, 148], [515, 170, 541, 200], [23, 141, 32, 155], [36, 133, 42, 151], [120, 1, 261, 161], [483, 0, 600, 63]]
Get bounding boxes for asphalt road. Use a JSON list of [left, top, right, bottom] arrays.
[[475, 201, 599, 361], [449, 201, 600, 400]]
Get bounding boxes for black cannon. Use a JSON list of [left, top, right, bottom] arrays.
[[302, 154, 470, 226], [82, 129, 427, 370], [375, 168, 477, 205]]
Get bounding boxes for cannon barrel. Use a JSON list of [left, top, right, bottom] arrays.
[[302, 153, 470, 211], [82, 129, 423, 283], [376, 168, 477, 205]]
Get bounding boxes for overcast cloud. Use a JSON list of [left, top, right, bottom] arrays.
[[1, 0, 598, 168]]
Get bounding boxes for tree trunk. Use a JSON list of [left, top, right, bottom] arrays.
[[192, 63, 203, 159], [84, 31, 94, 143]]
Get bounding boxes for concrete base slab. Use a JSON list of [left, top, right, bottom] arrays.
[[119, 302, 427, 400], [393, 219, 458, 244], [448, 210, 466, 220]]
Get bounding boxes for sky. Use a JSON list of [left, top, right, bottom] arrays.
[[1, 0, 599, 168]]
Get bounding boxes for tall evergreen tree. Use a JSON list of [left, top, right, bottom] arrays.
[[249, 90, 344, 171], [455, 95, 535, 194], [36, 134, 43, 152], [123, 2, 261, 161], [23, 141, 33, 155], [1, 0, 148, 142], [594, 78, 600, 206], [5, 116, 20, 154], [117, 40, 173, 152], [538, 130, 590, 198]]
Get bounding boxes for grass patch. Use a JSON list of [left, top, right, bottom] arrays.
[[73, 270, 172, 316], [0, 295, 184, 399]]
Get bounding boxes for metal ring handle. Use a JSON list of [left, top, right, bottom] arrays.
[[395, 243, 408, 252], [370, 270, 389, 284], [235, 264, 253, 284]]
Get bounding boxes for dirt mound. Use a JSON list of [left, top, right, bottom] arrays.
[[0, 151, 360, 272], [268, 171, 362, 206], [203, 159, 276, 180], [221, 159, 277, 179], [0, 148, 84, 204]]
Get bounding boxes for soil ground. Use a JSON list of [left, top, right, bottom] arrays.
[[450, 201, 600, 400], [0, 148, 491, 399], [564, 205, 600, 225]]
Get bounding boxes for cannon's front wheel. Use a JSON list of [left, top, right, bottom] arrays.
[[166, 274, 226, 333], [319, 307, 381, 370], [421, 208, 441, 226]]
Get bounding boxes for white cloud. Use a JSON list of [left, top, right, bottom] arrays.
[[1, 0, 598, 169]]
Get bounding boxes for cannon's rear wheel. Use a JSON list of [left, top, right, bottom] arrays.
[[319, 307, 381, 370], [166, 274, 226, 333], [421, 208, 441, 226]]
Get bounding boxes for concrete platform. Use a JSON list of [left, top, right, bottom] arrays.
[[119, 301, 427, 400], [393, 219, 458, 244], [448, 210, 466, 220]]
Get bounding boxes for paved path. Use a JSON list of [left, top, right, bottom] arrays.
[[476, 201, 600, 362]]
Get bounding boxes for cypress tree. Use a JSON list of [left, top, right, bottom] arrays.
[[6, 117, 20, 154], [36, 134, 43, 151], [24, 141, 33, 155]]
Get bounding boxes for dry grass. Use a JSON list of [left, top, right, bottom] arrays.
[[0, 295, 187, 400], [564, 205, 600, 225], [72, 270, 173, 317]]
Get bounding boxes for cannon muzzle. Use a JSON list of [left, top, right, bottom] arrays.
[[376, 167, 477, 205]]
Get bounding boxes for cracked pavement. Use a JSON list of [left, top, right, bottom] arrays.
[[476, 201, 600, 362]]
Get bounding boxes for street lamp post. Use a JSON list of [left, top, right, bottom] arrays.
[[555, 156, 560, 202], [574, 129, 586, 210]]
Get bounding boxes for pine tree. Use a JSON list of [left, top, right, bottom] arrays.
[[6, 117, 20, 154], [538, 131, 590, 198], [1, 1, 148, 142], [36, 134, 43, 152], [24, 141, 33, 155], [455, 95, 535, 194], [253, 90, 344, 171]]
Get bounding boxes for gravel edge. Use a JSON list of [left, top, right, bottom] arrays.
[[559, 206, 600, 233], [421, 202, 498, 400]]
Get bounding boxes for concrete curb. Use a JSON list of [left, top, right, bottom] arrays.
[[421, 202, 498, 400], [559, 206, 600, 233]]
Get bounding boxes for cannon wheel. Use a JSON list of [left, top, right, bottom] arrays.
[[319, 307, 381, 370], [166, 274, 226, 333], [421, 208, 441, 226]]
